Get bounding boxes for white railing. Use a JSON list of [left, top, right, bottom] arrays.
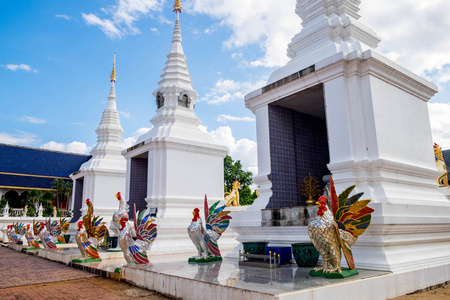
[[59, 209, 72, 218], [10, 208, 24, 217]]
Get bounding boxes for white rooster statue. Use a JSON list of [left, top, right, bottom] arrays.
[[109, 192, 129, 252], [118, 204, 157, 265], [187, 195, 232, 262]]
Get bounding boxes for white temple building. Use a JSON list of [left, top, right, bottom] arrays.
[[230, 0, 450, 291], [70, 54, 126, 226], [123, 5, 229, 254]]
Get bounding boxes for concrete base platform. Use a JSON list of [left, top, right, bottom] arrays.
[[7, 242, 450, 299]]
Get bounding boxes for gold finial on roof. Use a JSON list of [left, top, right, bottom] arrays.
[[110, 51, 117, 82], [173, 0, 182, 13]]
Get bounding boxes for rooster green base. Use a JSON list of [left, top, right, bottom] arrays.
[[307, 177, 374, 277], [309, 268, 359, 279], [71, 258, 102, 263]]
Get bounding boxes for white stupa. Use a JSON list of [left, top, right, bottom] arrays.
[[123, 1, 229, 254], [71, 53, 126, 225]]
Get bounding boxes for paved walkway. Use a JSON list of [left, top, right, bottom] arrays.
[[0, 246, 170, 300]]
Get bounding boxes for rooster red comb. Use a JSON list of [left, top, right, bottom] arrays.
[[317, 196, 328, 204], [115, 192, 121, 200], [77, 221, 84, 227], [193, 208, 200, 214]]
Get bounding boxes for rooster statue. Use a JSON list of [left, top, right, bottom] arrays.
[[34, 219, 57, 250], [12, 222, 27, 244], [59, 217, 70, 243], [73, 199, 108, 262], [187, 195, 232, 262], [118, 204, 157, 265], [47, 218, 63, 243], [308, 177, 374, 277], [25, 224, 40, 249], [109, 192, 129, 252], [6, 224, 14, 242]]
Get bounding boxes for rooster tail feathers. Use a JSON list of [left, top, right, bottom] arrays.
[[338, 185, 356, 208], [83, 240, 100, 259], [134, 205, 158, 245], [329, 177, 339, 217], [204, 194, 209, 220], [205, 201, 232, 237]]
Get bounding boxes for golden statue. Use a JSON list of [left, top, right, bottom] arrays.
[[434, 143, 449, 187], [174, 0, 182, 13], [224, 180, 240, 206]]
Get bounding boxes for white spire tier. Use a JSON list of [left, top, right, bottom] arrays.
[[137, 11, 213, 145], [268, 0, 381, 84], [153, 12, 198, 107], [80, 56, 125, 171]]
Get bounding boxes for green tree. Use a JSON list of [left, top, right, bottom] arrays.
[[42, 191, 54, 207], [27, 189, 42, 209], [224, 155, 258, 206], [51, 178, 72, 208]]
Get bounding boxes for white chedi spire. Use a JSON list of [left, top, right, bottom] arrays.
[[80, 52, 125, 170], [153, 10, 198, 108], [268, 0, 381, 84], [136, 4, 215, 145]]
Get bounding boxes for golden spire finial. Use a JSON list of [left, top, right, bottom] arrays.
[[110, 51, 117, 82], [173, 0, 182, 13]]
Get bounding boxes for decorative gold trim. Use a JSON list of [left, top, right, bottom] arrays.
[[110, 51, 117, 82], [0, 172, 70, 180], [0, 185, 52, 191], [174, 0, 182, 13]]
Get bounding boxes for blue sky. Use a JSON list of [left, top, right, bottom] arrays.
[[1, 0, 450, 173]]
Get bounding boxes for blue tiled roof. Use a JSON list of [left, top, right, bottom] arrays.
[[0, 143, 91, 189]]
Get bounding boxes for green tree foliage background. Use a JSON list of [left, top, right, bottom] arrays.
[[224, 155, 258, 206]]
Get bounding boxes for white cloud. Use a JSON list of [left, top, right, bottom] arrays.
[[0, 132, 38, 146], [201, 78, 267, 105], [429, 102, 450, 149], [360, 0, 450, 79], [188, 0, 299, 68], [208, 126, 258, 174], [158, 15, 173, 25], [17, 116, 47, 124], [82, 0, 163, 39], [55, 14, 73, 21], [82, 13, 123, 39], [150, 27, 159, 33], [2, 64, 37, 72], [40, 141, 92, 154], [122, 127, 152, 149], [217, 114, 254, 123], [119, 111, 131, 118]]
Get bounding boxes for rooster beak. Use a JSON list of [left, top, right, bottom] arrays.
[[192, 211, 195, 216], [315, 201, 321, 208]]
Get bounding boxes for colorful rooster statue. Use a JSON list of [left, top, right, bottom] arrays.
[[47, 218, 63, 243], [187, 195, 232, 262], [73, 199, 108, 262], [25, 224, 40, 249], [109, 192, 129, 252], [6, 225, 14, 242], [34, 219, 57, 250], [118, 204, 157, 265], [59, 217, 70, 243], [12, 222, 27, 244], [308, 177, 374, 277]]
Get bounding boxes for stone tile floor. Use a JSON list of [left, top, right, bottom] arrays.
[[0, 246, 170, 300]]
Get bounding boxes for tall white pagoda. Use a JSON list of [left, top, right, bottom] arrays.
[[70, 53, 126, 225], [123, 0, 229, 254]]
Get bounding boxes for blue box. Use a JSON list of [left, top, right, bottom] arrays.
[[265, 246, 292, 264]]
